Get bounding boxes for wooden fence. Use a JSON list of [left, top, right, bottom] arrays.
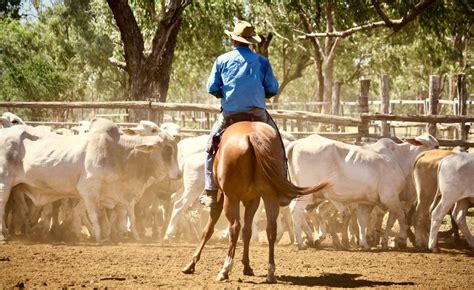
[[0, 74, 470, 147]]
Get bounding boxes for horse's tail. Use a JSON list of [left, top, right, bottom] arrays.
[[249, 133, 328, 206]]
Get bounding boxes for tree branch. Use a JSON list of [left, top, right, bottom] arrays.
[[148, 0, 190, 65], [108, 57, 127, 71], [299, 0, 435, 39]]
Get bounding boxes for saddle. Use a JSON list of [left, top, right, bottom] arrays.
[[224, 112, 266, 127], [208, 112, 267, 155]]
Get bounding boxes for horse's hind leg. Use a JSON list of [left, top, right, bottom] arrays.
[[242, 198, 260, 276], [182, 200, 223, 274], [263, 196, 280, 283], [216, 197, 241, 281]]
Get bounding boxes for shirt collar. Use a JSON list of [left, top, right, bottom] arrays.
[[234, 45, 251, 52]]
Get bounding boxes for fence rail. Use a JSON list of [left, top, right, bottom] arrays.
[[0, 74, 470, 146]]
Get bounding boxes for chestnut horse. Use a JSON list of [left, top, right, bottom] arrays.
[[182, 121, 328, 283]]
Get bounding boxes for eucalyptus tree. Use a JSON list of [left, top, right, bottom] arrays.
[[106, 0, 191, 102]]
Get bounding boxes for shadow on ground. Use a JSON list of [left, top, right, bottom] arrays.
[[277, 273, 415, 287]]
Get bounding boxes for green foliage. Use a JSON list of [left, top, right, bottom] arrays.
[[0, 0, 471, 108], [0, 0, 21, 19], [0, 18, 73, 101]]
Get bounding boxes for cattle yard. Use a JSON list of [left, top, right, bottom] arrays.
[[1, 74, 473, 288]]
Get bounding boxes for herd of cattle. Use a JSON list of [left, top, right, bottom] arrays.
[[0, 111, 472, 254]]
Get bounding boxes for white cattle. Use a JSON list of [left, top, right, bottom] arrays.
[[429, 152, 474, 252], [70, 120, 91, 135], [0, 118, 180, 241], [123, 120, 181, 139], [287, 133, 439, 250]]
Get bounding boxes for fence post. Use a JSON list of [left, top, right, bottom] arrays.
[[427, 75, 440, 136], [181, 114, 186, 128], [331, 81, 342, 132], [457, 73, 469, 145], [380, 74, 390, 137], [358, 78, 370, 140]]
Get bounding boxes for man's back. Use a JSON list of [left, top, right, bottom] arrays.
[[207, 46, 278, 113]]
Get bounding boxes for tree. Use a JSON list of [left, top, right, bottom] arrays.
[[106, 0, 191, 103], [296, 0, 437, 113], [0, 0, 21, 19]]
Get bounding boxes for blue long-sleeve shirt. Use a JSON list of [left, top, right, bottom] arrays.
[[206, 46, 279, 113]]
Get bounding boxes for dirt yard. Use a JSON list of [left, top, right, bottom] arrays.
[[1, 238, 472, 288]]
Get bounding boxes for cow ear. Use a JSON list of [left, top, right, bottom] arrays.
[[404, 138, 423, 146], [122, 128, 141, 136], [134, 137, 164, 153], [0, 117, 9, 128]]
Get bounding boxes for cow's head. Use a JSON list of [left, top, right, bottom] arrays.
[[1, 112, 25, 128], [405, 133, 439, 149], [134, 132, 181, 181], [123, 120, 161, 136]]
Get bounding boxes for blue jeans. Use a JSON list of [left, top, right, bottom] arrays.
[[204, 110, 285, 191]]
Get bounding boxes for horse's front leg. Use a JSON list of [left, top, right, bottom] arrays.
[[182, 198, 223, 274], [217, 197, 241, 281], [264, 197, 280, 283], [242, 198, 260, 276]]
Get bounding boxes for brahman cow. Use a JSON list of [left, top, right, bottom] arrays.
[[429, 152, 474, 252], [0, 118, 180, 242], [412, 149, 455, 249], [287, 133, 439, 250]]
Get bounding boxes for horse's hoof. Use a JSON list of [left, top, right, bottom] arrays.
[[243, 267, 254, 276], [266, 275, 277, 284], [216, 271, 229, 281], [182, 262, 195, 274]]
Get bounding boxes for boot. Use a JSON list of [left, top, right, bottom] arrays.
[[199, 189, 218, 208]]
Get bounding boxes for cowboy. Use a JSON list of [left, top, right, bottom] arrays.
[[199, 20, 284, 208]]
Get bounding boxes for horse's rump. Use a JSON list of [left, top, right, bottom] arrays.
[[215, 122, 327, 206]]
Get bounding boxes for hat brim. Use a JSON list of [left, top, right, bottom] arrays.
[[225, 30, 261, 44]]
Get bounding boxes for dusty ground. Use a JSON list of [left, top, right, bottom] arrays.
[[1, 237, 472, 288]]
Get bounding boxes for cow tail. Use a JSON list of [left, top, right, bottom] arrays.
[[248, 133, 328, 204]]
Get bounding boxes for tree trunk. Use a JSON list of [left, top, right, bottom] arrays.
[[107, 0, 189, 120]]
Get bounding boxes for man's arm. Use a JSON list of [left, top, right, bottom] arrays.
[[206, 59, 223, 98], [262, 58, 279, 99]]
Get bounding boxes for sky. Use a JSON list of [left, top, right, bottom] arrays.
[[19, 0, 55, 21]]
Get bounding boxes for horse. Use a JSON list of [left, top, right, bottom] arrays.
[[182, 120, 328, 283]]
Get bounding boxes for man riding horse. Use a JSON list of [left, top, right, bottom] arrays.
[[199, 20, 285, 208]]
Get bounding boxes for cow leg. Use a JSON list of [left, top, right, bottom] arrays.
[[126, 202, 140, 241], [340, 209, 352, 249], [0, 182, 13, 242], [242, 198, 260, 276], [216, 197, 241, 282], [182, 200, 223, 274], [357, 204, 373, 250], [290, 199, 311, 250], [40, 204, 53, 241], [159, 198, 173, 241], [82, 197, 101, 242], [381, 212, 397, 250], [164, 187, 198, 241], [452, 199, 474, 249], [263, 196, 279, 283], [280, 206, 295, 245], [428, 198, 456, 253]]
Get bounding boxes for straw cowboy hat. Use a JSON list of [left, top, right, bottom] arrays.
[[225, 20, 261, 44]]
